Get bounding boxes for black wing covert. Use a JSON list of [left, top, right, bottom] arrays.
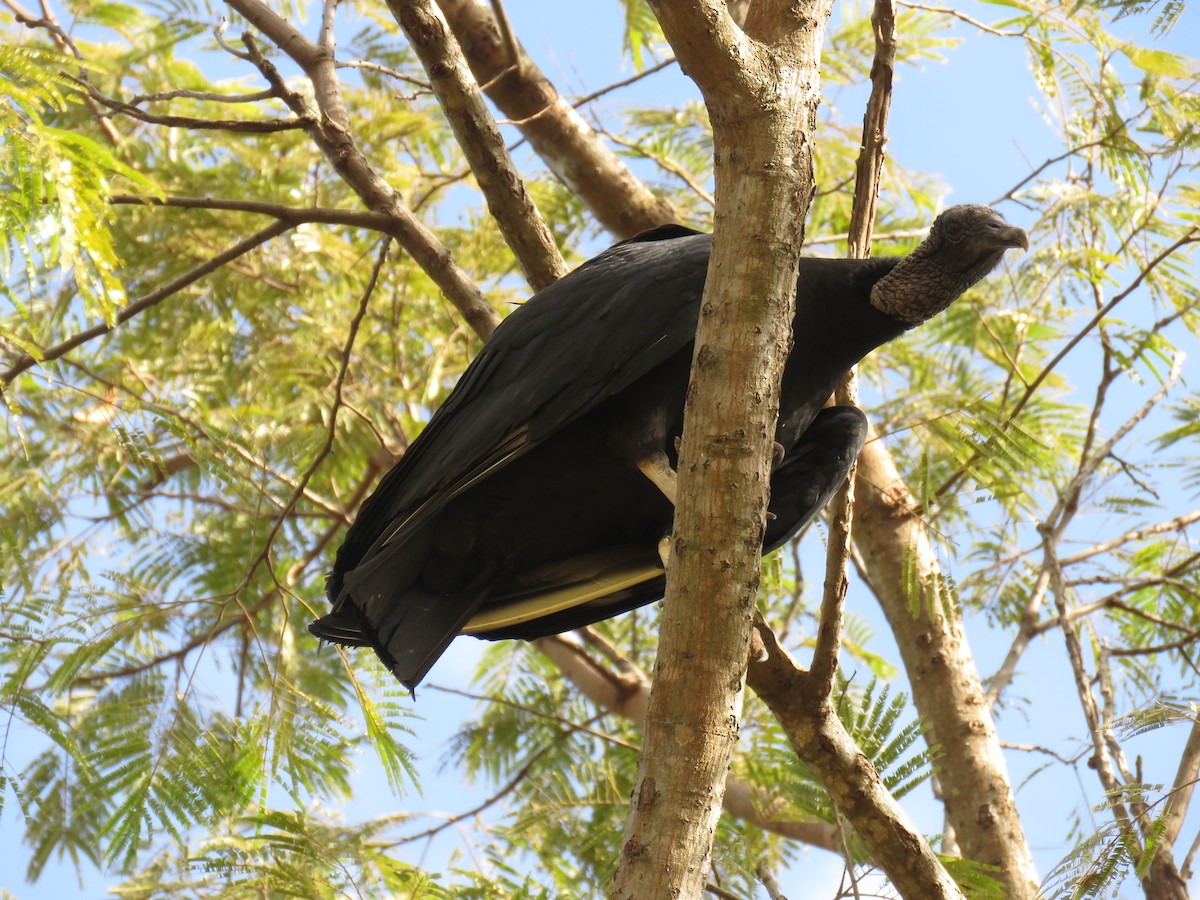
[[327, 227, 711, 605]]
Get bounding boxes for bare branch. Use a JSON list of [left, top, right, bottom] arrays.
[[68, 74, 305, 133], [845, 0, 896, 261], [755, 859, 788, 900], [318, 0, 337, 49], [613, 0, 839, 891], [571, 57, 678, 109], [109, 193, 395, 230], [227, 23, 501, 338], [428, 682, 639, 751], [438, 0, 675, 238], [214, 16, 252, 60], [603, 129, 715, 206], [1059, 510, 1200, 567], [126, 87, 277, 106], [990, 355, 1186, 712], [1032, 591, 1200, 639], [648, 0, 754, 100], [853, 430, 1039, 891], [385, 0, 566, 291], [747, 619, 964, 898], [336, 58, 431, 90], [383, 742, 557, 846], [810, 0, 896, 703]]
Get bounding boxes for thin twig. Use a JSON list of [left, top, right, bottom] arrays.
[[604, 129, 715, 206], [1059, 511, 1200, 567], [383, 744, 555, 846], [67, 74, 304, 132], [427, 683, 639, 751], [756, 859, 789, 900], [224, 237, 390, 602], [336, 58, 431, 90], [572, 56, 677, 109], [214, 17, 252, 61], [126, 87, 276, 106], [108, 193, 395, 230]]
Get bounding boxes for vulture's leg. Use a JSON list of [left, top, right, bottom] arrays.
[[637, 451, 678, 505], [637, 439, 784, 508], [637, 436, 790, 568], [635, 450, 675, 567]]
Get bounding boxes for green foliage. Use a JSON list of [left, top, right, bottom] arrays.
[[618, 0, 666, 71], [1042, 793, 1173, 899], [941, 856, 1009, 900], [0, 45, 152, 319]]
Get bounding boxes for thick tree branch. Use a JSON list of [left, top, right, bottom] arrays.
[[650, 0, 755, 99], [747, 621, 964, 899], [437, 0, 675, 238], [225, 3, 501, 339], [385, 0, 565, 290], [852, 430, 1040, 895], [534, 633, 844, 852], [611, 0, 835, 896], [1164, 718, 1200, 850]]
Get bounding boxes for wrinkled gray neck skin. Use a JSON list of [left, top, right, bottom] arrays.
[[869, 205, 1013, 327]]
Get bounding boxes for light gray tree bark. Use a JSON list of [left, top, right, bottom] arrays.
[[609, 1, 835, 896]]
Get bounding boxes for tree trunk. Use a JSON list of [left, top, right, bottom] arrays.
[[610, 1, 833, 896]]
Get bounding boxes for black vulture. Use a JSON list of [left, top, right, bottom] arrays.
[[312, 205, 1028, 690]]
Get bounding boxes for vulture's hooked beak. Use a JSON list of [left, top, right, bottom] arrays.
[[1000, 225, 1030, 252]]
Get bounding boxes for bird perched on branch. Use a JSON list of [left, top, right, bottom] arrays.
[[312, 205, 1028, 691]]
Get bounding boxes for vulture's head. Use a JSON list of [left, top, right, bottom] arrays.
[[870, 205, 1029, 326]]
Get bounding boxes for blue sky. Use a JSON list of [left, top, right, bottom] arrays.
[[5, 0, 1199, 896]]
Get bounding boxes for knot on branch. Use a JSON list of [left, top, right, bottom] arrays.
[[875, 480, 918, 518]]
